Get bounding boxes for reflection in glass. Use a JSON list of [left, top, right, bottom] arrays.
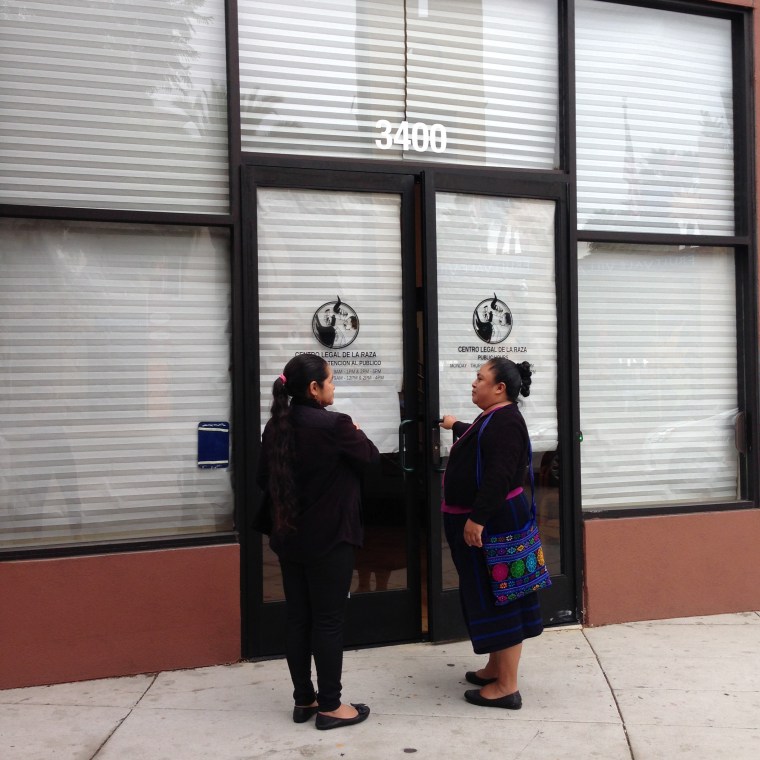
[[262, 456, 409, 603], [440, 447, 561, 592]]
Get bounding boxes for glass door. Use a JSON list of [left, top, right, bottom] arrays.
[[243, 166, 422, 654], [422, 172, 578, 641]]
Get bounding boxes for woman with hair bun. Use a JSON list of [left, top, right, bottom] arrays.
[[256, 353, 378, 730], [440, 358, 543, 710]]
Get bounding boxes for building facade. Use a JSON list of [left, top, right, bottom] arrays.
[[2, 0, 759, 689]]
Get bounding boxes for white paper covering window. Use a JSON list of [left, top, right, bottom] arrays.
[[0, 220, 233, 549], [0, 1, 228, 213], [435, 194, 558, 452], [578, 244, 739, 509], [257, 188, 403, 452], [239, 0, 558, 168], [576, 0, 734, 235]]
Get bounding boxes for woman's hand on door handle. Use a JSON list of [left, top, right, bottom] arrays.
[[439, 415, 457, 430]]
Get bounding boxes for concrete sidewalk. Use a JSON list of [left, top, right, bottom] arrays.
[[2, 612, 759, 760]]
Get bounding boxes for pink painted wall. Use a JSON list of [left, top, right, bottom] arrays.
[[0, 545, 241, 689], [583, 510, 760, 626]]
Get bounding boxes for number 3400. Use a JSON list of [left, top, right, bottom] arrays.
[[374, 120, 447, 153]]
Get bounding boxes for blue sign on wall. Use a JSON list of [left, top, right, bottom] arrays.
[[197, 422, 230, 469]]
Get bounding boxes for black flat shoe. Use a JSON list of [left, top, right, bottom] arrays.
[[292, 704, 319, 723], [315, 703, 370, 730], [465, 671, 498, 687], [464, 689, 522, 710]]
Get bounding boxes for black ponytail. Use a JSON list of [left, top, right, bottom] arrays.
[[266, 354, 329, 534]]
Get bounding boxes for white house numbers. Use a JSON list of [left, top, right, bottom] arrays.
[[374, 120, 448, 153]]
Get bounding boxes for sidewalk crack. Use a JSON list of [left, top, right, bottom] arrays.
[[88, 673, 158, 759], [583, 631, 635, 760]]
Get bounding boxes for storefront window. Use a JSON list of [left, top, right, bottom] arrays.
[[0, 219, 233, 548], [0, 1, 229, 213], [577, 243, 739, 510], [576, 0, 734, 235], [239, 0, 558, 168]]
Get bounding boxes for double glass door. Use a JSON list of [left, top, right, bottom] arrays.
[[243, 164, 576, 656]]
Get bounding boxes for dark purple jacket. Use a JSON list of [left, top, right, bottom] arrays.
[[256, 399, 380, 560], [443, 403, 529, 526]]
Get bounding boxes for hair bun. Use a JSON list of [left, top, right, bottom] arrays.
[[517, 361, 532, 398]]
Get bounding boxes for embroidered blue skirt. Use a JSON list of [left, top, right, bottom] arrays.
[[444, 503, 544, 654]]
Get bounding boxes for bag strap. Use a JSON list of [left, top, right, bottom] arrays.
[[476, 411, 537, 521]]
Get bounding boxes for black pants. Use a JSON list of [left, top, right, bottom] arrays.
[[278, 542, 354, 712]]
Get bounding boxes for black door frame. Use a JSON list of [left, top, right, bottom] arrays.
[[241, 163, 423, 654], [421, 170, 581, 642], [240, 156, 582, 656]]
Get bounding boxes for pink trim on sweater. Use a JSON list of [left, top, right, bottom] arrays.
[[440, 486, 524, 514]]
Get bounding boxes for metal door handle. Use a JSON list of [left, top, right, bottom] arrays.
[[432, 420, 446, 472], [399, 418, 415, 473]]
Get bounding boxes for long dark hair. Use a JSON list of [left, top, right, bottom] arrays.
[[486, 358, 532, 402], [267, 353, 330, 533]]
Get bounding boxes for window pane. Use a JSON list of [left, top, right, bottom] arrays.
[[435, 193, 557, 451], [578, 244, 739, 510], [0, 219, 233, 549], [239, 0, 406, 159], [255, 187, 408, 602], [256, 188, 404, 452], [0, 1, 228, 213], [239, 0, 558, 168], [407, 0, 558, 168], [576, 1, 734, 235]]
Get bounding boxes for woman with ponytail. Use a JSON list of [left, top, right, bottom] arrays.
[[256, 353, 378, 730], [439, 358, 543, 710]]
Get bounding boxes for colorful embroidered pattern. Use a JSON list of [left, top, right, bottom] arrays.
[[484, 521, 551, 605]]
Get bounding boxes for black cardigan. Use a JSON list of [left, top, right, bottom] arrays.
[[256, 400, 380, 560], [443, 403, 529, 526]]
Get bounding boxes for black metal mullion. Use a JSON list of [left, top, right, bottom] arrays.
[[0, 203, 233, 227], [399, 175, 423, 638], [730, 12, 758, 508], [559, 0, 575, 177], [239, 165, 265, 658], [240, 151, 570, 183], [223, 0, 251, 657], [578, 231, 750, 247], [562, 0, 584, 619], [583, 0, 741, 20], [225, 0, 242, 226], [584, 499, 757, 520], [419, 170, 446, 640]]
